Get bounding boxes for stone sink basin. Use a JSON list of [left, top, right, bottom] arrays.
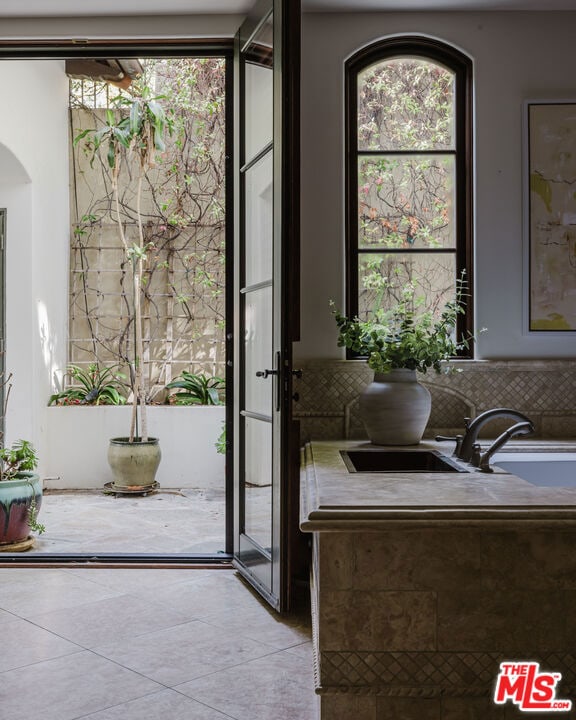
[[340, 449, 470, 473], [492, 452, 576, 487]]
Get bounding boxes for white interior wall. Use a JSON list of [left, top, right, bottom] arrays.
[[0, 60, 69, 474], [298, 11, 576, 361], [0, 14, 242, 39]]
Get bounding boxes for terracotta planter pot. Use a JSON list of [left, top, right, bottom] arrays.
[[359, 369, 431, 445], [0, 472, 42, 545], [107, 437, 161, 490]]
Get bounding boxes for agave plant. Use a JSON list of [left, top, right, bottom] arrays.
[[165, 371, 225, 406], [49, 364, 128, 406]]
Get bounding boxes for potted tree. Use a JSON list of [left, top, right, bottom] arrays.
[[75, 87, 171, 490], [0, 376, 44, 550], [333, 277, 472, 445]]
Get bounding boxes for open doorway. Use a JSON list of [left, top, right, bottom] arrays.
[[0, 45, 234, 564]]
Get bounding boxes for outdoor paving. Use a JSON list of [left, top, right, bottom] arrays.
[[18, 484, 271, 557], [27, 487, 228, 555]]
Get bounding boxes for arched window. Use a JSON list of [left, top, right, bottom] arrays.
[[345, 36, 473, 352]]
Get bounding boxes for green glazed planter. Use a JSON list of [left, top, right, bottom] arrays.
[[0, 472, 42, 545]]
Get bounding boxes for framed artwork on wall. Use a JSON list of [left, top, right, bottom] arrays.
[[524, 100, 576, 332]]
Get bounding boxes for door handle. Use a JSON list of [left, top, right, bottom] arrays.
[[256, 369, 278, 379]]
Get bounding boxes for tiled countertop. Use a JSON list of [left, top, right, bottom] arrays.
[[300, 439, 576, 530]]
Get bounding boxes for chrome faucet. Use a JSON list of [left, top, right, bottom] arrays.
[[470, 420, 535, 472], [436, 407, 535, 463]]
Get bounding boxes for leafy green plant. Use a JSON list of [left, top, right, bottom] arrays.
[[0, 439, 38, 481], [165, 371, 225, 406], [215, 422, 226, 454], [333, 276, 473, 375], [49, 364, 128, 406]]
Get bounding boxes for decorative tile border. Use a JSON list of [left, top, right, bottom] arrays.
[[319, 650, 576, 697], [294, 360, 576, 441]]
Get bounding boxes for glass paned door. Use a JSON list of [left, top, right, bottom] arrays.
[[233, 0, 300, 611]]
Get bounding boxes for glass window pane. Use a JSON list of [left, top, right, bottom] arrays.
[[244, 285, 273, 417], [358, 57, 455, 151], [244, 416, 272, 552], [245, 62, 273, 160], [245, 150, 273, 287], [358, 252, 457, 321], [245, 12, 273, 161], [358, 155, 455, 250]]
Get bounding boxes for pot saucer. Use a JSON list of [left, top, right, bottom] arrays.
[[0, 536, 35, 552], [103, 481, 159, 496]]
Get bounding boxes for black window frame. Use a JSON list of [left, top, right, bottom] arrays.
[[345, 35, 474, 356]]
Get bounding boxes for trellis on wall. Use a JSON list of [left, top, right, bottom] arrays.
[[68, 58, 227, 400]]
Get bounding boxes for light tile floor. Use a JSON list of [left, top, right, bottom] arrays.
[[0, 567, 317, 720]]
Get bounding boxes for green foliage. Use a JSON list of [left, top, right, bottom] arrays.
[[27, 490, 45, 535], [356, 56, 456, 322], [333, 276, 471, 375], [69, 59, 227, 396], [0, 439, 38, 481], [48, 364, 128, 406], [215, 422, 226, 454], [165, 371, 225, 406], [74, 87, 173, 171], [358, 57, 453, 150]]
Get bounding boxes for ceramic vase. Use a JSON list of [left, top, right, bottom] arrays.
[[359, 369, 431, 445]]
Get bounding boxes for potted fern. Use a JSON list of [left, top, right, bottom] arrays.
[[75, 86, 171, 490]]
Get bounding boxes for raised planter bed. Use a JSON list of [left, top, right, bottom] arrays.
[[44, 405, 225, 490]]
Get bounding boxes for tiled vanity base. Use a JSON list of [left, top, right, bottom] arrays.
[[312, 529, 576, 719], [301, 441, 576, 720]]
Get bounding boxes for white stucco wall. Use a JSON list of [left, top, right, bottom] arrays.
[[0, 60, 69, 473], [298, 11, 576, 361]]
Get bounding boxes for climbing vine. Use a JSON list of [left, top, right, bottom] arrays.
[[68, 58, 226, 400]]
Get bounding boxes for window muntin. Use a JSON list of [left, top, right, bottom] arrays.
[[347, 38, 472, 347]]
